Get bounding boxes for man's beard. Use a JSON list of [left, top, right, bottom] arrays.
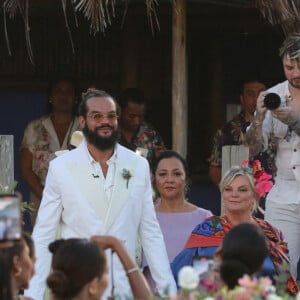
[[289, 78, 300, 89], [83, 123, 119, 151]]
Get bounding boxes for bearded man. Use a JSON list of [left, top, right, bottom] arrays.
[[246, 34, 300, 280], [25, 89, 176, 299]]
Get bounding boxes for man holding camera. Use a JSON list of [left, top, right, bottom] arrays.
[[246, 34, 300, 280]]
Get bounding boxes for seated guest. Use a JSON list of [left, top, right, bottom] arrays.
[[171, 165, 298, 295], [143, 150, 212, 292], [47, 235, 151, 300], [117, 88, 166, 168], [217, 223, 269, 289]]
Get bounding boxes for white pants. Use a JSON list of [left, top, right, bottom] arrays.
[[265, 200, 300, 280]]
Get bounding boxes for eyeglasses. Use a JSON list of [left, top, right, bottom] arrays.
[[87, 112, 118, 122]]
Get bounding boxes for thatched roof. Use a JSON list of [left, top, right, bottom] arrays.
[[1, 0, 300, 65]]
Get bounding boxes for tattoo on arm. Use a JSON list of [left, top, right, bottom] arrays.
[[245, 120, 265, 157], [289, 118, 300, 136]]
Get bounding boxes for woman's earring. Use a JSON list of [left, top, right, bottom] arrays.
[[15, 268, 22, 277], [88, 287, 96, 295]]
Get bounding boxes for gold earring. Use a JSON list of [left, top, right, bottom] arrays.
[[88, 287, 96, 295], [15, 268, 22, 277]]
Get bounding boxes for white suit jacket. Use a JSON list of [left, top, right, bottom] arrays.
[[26, 142, 176, 299]]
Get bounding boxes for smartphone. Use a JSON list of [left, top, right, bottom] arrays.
[[192, 255, 213, 275], [0, 194, 22, 241]]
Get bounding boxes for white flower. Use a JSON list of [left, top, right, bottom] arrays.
[[266, 294, 283, 300], [178, 266, 199, 290], [297, 291, 300, 300]]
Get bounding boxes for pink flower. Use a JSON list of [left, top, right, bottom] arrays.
[[200, 277, 219, 293], [241, 159, 249, 167], [258, 276, 272, 288], [255, 172, 273, 197], [240, 159, 273, 198]]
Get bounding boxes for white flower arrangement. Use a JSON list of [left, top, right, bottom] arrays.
[[175, 265, 300, 300]]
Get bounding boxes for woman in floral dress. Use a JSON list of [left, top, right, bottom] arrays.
[[20, 75, 80, 227]]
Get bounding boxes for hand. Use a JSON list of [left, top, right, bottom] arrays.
[[255, 91, 268, 120], [90, 235, 122, 251], [271, 106, 298, 126]]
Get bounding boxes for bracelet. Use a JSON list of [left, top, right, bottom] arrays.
[[126, 266, 139, 275]]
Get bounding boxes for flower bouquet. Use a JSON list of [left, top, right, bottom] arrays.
[[176, 265, 299, 300]]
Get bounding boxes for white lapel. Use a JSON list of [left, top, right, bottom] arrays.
[[101, 146, 139, 234]]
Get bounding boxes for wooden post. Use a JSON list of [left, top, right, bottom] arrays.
[[221, 145, 249, 214], [0, 135, 14, 193], [172, 0, 187, 158]]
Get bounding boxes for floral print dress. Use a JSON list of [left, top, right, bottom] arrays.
[[21, 115, 80, 186]]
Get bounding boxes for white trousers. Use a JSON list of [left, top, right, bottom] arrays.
[[265, 200, 300, 280]]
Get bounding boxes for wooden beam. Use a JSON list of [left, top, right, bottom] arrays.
[[0, 136, 14, 193], [172, 0, 187, 157]]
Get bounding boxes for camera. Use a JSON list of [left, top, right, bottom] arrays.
[[263, 93, 286, 110], [0, 194, 21, 242]]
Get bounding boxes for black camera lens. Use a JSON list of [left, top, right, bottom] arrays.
[[263, 93, 281, 110]]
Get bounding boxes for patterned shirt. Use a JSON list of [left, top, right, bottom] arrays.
[[119, 121, 165, 168], [21, 116, 80, 185], [209, 111, 277, 177]]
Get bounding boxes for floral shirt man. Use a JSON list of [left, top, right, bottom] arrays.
[[209, 111, 277, 177], [119, 121, 165, 169]]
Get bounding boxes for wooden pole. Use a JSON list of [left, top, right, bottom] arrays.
[[172, 0, 187, 158], [0, 135, 14, 193]]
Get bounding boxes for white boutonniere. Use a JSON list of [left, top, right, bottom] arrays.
[[122, 169, 133, 189]]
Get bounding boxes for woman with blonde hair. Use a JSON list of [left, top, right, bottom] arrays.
[[172, 163, 298, 295]]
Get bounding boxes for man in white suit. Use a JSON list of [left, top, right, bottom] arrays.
[[25, 89, 177, 299]]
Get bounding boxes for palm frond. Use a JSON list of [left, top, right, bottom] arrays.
[[74, 0, 115, 34], [145, 0, 160, 33], [3, 0, 35, 64], [3, 0, 19, 18], [24, 0, 35, 65], [255, 0, 300, 35], [3, 4, 12, 56], [61, 0, 75, 55]]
